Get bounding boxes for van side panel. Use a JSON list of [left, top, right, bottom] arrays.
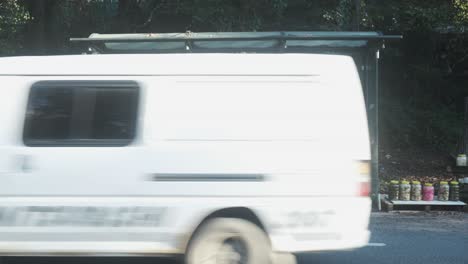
[[0, 77, 29, 175], [0, 54, 370, 255]]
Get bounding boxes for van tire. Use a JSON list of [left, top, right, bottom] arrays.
[[185, 218, 272, 264]]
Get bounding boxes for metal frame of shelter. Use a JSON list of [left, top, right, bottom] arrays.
[[70, 31, 403, 201]]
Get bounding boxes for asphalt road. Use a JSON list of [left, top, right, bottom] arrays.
[[3, 212, 468, 264], [297, 211, 468, 264]]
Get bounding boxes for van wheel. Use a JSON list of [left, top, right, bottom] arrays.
[[185, 218, 272, 264]]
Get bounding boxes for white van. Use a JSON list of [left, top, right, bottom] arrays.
[[0, 53, 371, 263]]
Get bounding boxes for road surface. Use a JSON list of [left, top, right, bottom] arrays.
[[297, 211, 468, 264], [3, 211, 468, 264]]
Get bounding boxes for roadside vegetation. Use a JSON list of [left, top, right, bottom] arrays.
[[1, 0, 468, 181]]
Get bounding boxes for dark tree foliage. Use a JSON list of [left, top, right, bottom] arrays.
[[1, 0, 468, 154]]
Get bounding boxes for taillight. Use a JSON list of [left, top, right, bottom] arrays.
[[357, 160, 370, 176], [358, 182, 371, 197], [356, 160, 371, 197]]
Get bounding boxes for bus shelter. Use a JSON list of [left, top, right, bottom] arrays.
[[71, 31, 403, 200]]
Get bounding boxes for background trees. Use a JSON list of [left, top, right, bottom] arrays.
[[1, 0, 468, 158]]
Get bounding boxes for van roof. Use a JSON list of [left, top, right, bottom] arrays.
[[0, 53, 354, 76]]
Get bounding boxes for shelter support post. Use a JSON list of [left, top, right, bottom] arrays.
[[463, 97, 468, 155], [366, 48, 380, 202]]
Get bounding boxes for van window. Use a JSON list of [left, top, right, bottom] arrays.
[[23, 81, 139, 146]]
